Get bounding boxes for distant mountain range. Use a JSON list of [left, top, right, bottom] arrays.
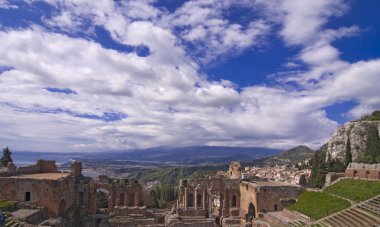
[[101, 146, 280, 165], [14, 146, 280, 166], [263, 145, 315, 165]]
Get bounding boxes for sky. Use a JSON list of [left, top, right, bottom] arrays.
[[0, 0, 379, 152]]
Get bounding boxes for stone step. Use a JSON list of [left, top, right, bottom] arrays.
[[324, 217, 342, 227], [326, 215, 348, 227], [352, 207, 380, 223], [367, 200, 380, 206], [333, 213, 356, 227], [346, 208, 379, 225], [319, 220, 333, 227], [358, 205, 380, 217], [342, 209, 371, 226]]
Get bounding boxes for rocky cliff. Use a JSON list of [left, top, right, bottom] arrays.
[[325, 120, 380, 162]]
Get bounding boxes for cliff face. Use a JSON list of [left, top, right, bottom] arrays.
[[325, 121, 380, 161]]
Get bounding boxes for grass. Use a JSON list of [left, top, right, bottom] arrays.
[[0, 200, 16, 210], [288, 191, 351, 220], [324, 179, 380, 202]]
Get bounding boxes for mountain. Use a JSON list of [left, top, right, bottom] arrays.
[[325, 120, 380, 163], [103, 146, 280, 165], [264, 145, 314, 165], [13, 146, 280, 166], [310, 110, 380, 188]]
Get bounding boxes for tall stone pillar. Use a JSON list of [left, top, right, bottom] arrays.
[[203, 190, 206, 210], [223, 188, 229, 216], [194, 189, 198, 210], [184, 188, 188, 211], [134, 190, 139, 206]]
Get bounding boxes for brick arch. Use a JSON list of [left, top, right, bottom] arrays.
[[58, 199, 66, 217], [90, 183, 115, 214]]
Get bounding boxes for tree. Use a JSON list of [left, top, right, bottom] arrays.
[[0, 146, 13, 167], [359, 124, 380, 164], [299, 174, 307, 187], [345, 137, 352, 167]]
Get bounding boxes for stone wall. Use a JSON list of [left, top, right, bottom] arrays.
[[240, 181, 304, 219], [345, 163, 380, 180], [112, 206, 147, 217], [0, 176, 78, 216], [17, 160, 57, 175], [325, 172, 345, 186]]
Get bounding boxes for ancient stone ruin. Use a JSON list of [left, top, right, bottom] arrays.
[[345, 162, 380, 180], [0, 160, 150, 226], [0, 160, 307, 226]]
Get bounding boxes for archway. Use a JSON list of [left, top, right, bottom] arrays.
[[96, 188, 110, 214], [128, 191, 135, 206], [197, 194, 202, 207], [119, 193, 125, 206], [246, 203, 255, 221], [25, 192, 31, 202], [58, 199, 66, 217], [353, 170, 358, 178], [232, 195, 237, 207], [188, 193, 194, 207], [366, 171, 370, 179]]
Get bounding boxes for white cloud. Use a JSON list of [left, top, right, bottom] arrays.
[[0, 0, 379, 153], [0, 0, 17, 9]]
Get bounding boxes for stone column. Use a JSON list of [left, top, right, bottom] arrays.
[[134, 190, 139, 206], [194, 189, 198, 210], [184, 188, 188, 211], [223, 188, 229, 216], [209, 196, 212, 214], [203, 190, 206, 210]]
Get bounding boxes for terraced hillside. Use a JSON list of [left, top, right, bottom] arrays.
[[314, 194, 380, 227], [288, 192, 350, 220], [289, 178, 380, 224], [324, 178, 380, 202]]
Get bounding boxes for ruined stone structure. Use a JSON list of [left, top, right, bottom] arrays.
[[228, 161, 241, 180], [239, 181, 304, 220], [170, 162, 304, 227], [325, 172, 345, 186], [345, 162, 380, 180], [1, 160, 305, 226], [0, 160, 147, 226]]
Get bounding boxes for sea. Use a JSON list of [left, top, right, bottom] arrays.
[[12, 152, 84, 167]]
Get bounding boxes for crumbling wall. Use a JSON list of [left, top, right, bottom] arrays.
[[17, 160, 57, 174]]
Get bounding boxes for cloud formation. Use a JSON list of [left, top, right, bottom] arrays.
[[0, 0, 379, 152]]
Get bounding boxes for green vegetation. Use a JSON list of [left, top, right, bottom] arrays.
[[150, 184, 177, 208], [324, 179, 380, 202], [133, 165, 226, 185], [96, 190, 109, 208], [0, 200, 16, 211], [345, 137, 352, 166], [357, 123, 380, 163], [266, 145, 314, 166], [133, 164, 227, 209], [288, 191, 350, 220], [0, 146, 13, 167], [359, 110, 380, 121], [309, 145, 329, 188]]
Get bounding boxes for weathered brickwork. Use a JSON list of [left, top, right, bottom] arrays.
[[173, 162, 304, 226], [345, 162, 380, 180], [0, 160, 146, 226]]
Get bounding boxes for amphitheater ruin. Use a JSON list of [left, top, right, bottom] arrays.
[[0, 160, 379, 226]]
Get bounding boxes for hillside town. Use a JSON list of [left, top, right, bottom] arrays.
[[241, 165, 311, 185]]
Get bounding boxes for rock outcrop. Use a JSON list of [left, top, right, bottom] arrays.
[[325, 121, 380, 162]]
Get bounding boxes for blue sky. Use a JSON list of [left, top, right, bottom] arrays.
[[0, 0, 379, 152]]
